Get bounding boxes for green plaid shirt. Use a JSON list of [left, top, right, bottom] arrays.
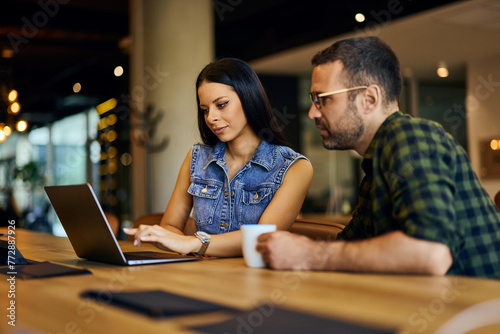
[[338, 111, 500, 278]]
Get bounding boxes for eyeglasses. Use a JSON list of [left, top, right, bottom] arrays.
[[309, 86, 368, 110]]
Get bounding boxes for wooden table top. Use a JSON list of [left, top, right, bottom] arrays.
[[1, 228, 500, 333]]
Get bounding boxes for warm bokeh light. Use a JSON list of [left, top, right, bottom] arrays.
[[10, 102, 21, 114], [108, 160, 117, 174], [120, 152, 132, 166], [16, 120, 28, 132], [108, 146, 118, 158], [98, 118, 108, 130], [8, 90, 18, 102], [73, 82, 82, 93], [355, 13, 365, 22], [1, 48, 14, 58], [3, 125, 12, 137], [107, 130, 117, 142], [107, 113, 117, 126], [0, 129, 5, 142], [437, 67, 449, 78], [114, 66, 124, 77], [491, 139, 500, 151], [96, 98, 117, 115]]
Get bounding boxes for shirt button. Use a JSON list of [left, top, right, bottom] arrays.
[[253, 192, 259, 200], [220, 223, 228, 229], [231, 191, 235, 196]]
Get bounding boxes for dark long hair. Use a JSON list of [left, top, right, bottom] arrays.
[[312, 37, 402, 106], [195, 58, 288, 146]]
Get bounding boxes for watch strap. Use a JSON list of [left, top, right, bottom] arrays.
[[194, 232, 210, 256]]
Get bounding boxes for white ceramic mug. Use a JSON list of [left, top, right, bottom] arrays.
[[241, 224, 276, 268]]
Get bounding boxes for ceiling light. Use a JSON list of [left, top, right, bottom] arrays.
[[114, 66, 124, 77], [8, 90, 18, 102], [437, 67, 449, 78], [73, 82, 82, 93], [355, 13, 365, 23], [437, 62, 449, 78]]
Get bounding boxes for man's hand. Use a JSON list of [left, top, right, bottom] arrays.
[[256, 230, 452, 275], [256, 231, 336, 270]]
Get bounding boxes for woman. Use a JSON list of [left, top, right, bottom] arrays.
[[124, 58, 313, 257]]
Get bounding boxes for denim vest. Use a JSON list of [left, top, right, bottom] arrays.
[[188, 140, 307, 234]]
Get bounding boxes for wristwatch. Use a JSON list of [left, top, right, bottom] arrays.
[[194, 231, 211, 256]]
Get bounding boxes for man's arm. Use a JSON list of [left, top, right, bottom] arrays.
[[256, 230, 453, 275]]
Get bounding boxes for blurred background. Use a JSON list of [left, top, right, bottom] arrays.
[[1, 0, 499, 238]]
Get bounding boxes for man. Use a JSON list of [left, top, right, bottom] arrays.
[[256, 37, 500, 278]]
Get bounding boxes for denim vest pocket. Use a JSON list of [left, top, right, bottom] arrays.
[[188, 181, 222, 228], [238, 186, 274, 226]]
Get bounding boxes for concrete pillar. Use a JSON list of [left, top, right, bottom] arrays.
[[129, 0, 213, 218]]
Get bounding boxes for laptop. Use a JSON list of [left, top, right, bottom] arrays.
[[44, 183, 200, 266]]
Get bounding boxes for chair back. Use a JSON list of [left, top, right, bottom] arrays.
[[104, 212, 120, 236], [289, 217, 345, 241]]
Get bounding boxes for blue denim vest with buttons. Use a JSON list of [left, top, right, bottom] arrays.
[[188, 140, 307, 234]]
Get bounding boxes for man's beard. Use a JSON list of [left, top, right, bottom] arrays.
[[320, 100, 364, 150]]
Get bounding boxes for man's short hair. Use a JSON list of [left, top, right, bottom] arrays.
[[312, 37, 402, 105]]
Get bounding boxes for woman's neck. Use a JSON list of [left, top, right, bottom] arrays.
[[225, 132, 261, 164]]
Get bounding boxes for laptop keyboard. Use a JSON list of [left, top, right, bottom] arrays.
[[124, 251, 192, 260]]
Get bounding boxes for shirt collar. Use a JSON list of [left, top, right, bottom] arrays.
[[204, 140, 276, 171], [203, 141, 226, 169], [249, 140, 276, 171]]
